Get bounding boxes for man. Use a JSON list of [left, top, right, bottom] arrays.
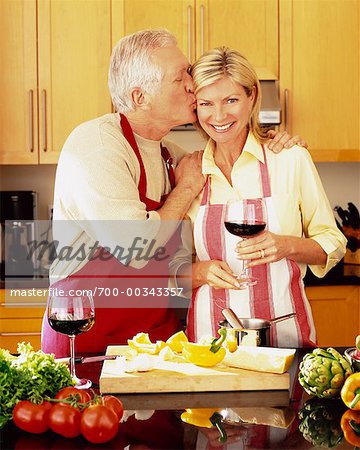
[[41, 29, 304, 356]]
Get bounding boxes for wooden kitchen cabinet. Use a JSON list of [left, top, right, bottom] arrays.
[[112, 0, 195, 61], [0, 0, 112, 165], [111, 0, 278, 78], [0, 290, 47, 353], [306, 285, 359, 347], [279, 0, 360, 162], [0, 1, 38, 164]]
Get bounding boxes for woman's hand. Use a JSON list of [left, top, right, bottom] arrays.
[[267, 130, 308, 153], [235, 231, 291, 268], [236, 231, 327, 267], [192, 260, 242, 290]]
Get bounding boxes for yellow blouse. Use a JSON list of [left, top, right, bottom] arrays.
[[183, 133, 346, 278]]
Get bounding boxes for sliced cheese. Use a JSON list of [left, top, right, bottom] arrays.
[[224, 346, 295, 374]]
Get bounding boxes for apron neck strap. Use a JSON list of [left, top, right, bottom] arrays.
[[119, 113, 147, 200], [119, 114, 175, 197], [259, 144, 272, 198]]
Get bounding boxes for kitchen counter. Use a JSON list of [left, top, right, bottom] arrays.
[[1, 348, 355, 449]]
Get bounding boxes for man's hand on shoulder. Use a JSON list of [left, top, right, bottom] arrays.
[[267, 130, 308, 154], [175, 150, 206, 197]]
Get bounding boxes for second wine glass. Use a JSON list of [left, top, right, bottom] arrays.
[[48, 293, 95, 389]]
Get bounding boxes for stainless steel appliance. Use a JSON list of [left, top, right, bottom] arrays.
[[0, 191, 38, 279]]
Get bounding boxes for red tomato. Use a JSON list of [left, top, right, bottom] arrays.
[[55, 387, 91, 407], [101, 396, 124, 421], [48, 404, 81, 438], [81, 405, 119, 444], [13, 400, 51, 434]]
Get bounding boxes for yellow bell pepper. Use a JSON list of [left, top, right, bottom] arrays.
[[181, 409, 227, 443], [340, 409, 360, 447], [182, 328, 227, 367], [181, 408, 220, 428], [341, 372, 360, 410], [182, 343, 226, 367], [127, 332, 167, 355]]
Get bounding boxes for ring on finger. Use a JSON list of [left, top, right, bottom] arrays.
[[259, 249, 265, 259]]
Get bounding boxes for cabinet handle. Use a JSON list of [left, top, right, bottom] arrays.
[[28, 90, 34, 152], [42, 89, 47, 152], [0, 332, 41, 336], [200, 4, 205, 56], [1, 302, 47, 307], [284, 88, 289, 131]]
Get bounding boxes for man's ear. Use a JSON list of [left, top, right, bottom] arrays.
[[130, 88, 151, 110]]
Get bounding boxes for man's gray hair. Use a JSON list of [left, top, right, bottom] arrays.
[[108, 29, 177, 113]]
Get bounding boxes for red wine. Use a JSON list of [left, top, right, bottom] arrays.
[[48, 316, 95, 336], [224, 220, 266, 237]]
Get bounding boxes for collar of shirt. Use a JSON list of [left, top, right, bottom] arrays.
[[202, 132, 265, 176]]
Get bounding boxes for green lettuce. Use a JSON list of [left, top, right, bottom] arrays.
[[0, 342, 73, 428]]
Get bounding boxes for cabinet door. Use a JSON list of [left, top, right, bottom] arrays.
[[112, 0, 195, 63], [306, 285, 359, 347], [0, 290, 46, 352], [196, 0, 278, 79], [38, 0, 112, 164], [280, 0, 360, 161], [0, 0, 38, 164]]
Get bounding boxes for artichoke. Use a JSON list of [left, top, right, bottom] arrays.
[[298, 348, 353, 398], [298, 398, 346, 448]]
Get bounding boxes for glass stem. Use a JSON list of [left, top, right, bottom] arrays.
[[69, 335, 77, 380], [244, 261, 250, 279]]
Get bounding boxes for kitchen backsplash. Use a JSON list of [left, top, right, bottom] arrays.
[[0, 130, 358, 219]]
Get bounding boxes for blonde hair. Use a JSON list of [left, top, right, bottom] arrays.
[[191, 46, 268, 143], [108, 29, 177, 113]]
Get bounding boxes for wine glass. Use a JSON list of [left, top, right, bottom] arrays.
[[48, 294, 95, 389], [224, 201, 266, 288]]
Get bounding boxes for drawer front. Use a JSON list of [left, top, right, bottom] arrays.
[[0, 305, 45, 319], [0, 317, 43, 333], [0, 335, 41, 353]]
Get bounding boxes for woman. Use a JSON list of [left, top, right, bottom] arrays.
[[174, 47, 346, 348]]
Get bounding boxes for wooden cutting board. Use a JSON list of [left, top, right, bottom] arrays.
[[99, 346, 290, 394]]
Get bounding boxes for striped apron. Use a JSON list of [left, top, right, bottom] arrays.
[[187, 145, 316, 348]]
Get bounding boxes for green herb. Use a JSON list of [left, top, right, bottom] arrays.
[[0, 342, 73, 428]]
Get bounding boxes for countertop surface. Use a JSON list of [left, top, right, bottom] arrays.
[[1, 348, 356, 449]]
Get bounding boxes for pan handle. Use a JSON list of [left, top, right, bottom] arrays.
[[269, 312, 296, 324]]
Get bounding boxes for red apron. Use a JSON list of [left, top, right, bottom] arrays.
[[41, 114, 181, 357]]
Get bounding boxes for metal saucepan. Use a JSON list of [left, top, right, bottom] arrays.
[[220, 312, 296, 347]]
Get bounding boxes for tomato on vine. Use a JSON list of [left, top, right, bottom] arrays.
[[48, 404, 82, 438], [13, 401, 52, 434], [55, 387, 91, 409], [101, 395, 124, 421], [81, 405, 119, 443]]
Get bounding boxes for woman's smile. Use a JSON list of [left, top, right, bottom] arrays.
[[211, 122, 235, 132]]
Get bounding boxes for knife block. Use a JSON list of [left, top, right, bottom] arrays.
[[343, 226, 360, 264], [344, 248, 360, 265]]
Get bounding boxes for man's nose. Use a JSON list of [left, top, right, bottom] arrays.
[[185, 72, 195, 94]]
